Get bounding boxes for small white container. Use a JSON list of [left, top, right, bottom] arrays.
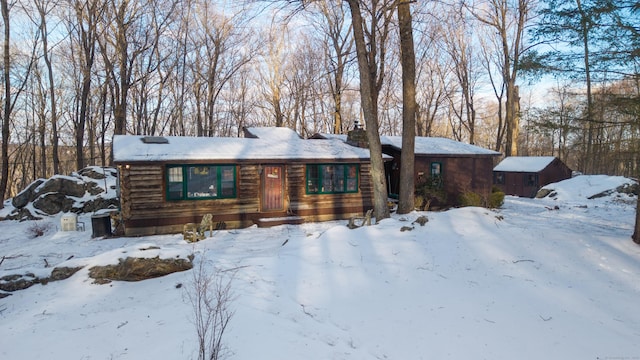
[[61, 213, 78, 232]]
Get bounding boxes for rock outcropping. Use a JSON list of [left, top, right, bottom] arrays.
[[3, 167, 119, 221]]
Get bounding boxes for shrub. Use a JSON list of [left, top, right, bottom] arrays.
[[414, 177, 447, 210], [28, 222, 52, 238], [459, 191, 483, 207], [186, 258, 235, 360], [488, 189, 505, 209]]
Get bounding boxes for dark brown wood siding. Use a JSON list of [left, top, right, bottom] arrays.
[[494, 158, 572, 198], [414, 156, 495, 206], [287, 163, 373, 221], [116, 161, 374, 236], [382, 145, 497, 207]]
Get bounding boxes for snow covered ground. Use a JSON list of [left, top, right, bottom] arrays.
[[1, 175, 639, 359]]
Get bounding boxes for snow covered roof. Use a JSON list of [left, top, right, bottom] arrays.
[[112, 132, 377, 163], [493, 156, 557, 172], [381, 136, 501, 156], [311, 133, 348, 142], [243, 127, 302, 142], [311, 133, 500, 156]]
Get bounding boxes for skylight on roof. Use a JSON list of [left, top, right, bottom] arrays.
[[141, 136, 169, 144]]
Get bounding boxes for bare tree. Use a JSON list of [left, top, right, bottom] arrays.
[[98, 0, 177, 136], [1, 0, 36, 207], [1, 0, 12, 207], [396, 0, 416, 214], [346, 0, 395, 221], [309, 0, 354, 134], [64, 0, 103, 169], [442, 3, 480, 145], [412, 4, 449, 137], [467, 0, 536, 156], [185, 259, 235, 360], [260, 21, 289, 127], [28, 0, 62, 174]]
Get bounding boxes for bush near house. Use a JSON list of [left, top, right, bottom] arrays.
[[459, 186, 505, 209], [414, 176, 447, 211]]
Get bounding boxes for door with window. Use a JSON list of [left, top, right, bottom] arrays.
[[262, 165, 284, 211]]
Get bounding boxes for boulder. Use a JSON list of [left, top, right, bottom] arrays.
[[588, 182, 639, 199], [77, 167, 106, 180], [5, 166, 119, 221], [36, 176, 86, 198], [0, 273, 38, 292], [0, 267, 84, 292], [79, 197, 119, 213], [88, 256, 193, 283], [12, 179, 45, 208], [85, 181, 105, 196], [49, 266, 83, 281], [5, 207, 41, 221], [535, 188, 555, 198], [77, 167, 116, 180], [33, 193, 75, 215]]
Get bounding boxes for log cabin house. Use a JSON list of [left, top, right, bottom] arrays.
[[311, 130, 502, 208], [493, 156, 572, 198], [112, 127, 384, 236]]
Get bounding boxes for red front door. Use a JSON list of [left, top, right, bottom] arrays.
[[262, 165, 284, 211]]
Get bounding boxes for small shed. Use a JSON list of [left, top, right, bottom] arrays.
[[112, 127, 379, 236], [493, 156, 572, 198], [379, 136, 501, 208]]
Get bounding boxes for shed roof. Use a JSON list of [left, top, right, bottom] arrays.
[[112, 131, 378, 163], [493, 156, 557, 173]]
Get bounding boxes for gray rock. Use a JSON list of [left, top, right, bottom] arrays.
[[5, 207, 41, 221], [50, 266, 83, 281], [88, 256, 193, 283], [78, 197, 119, 213], [12, 179, 44, 208], [77, 167, 106, 179], [36, 177, 86, 198], [85, 181, 105, 196], [33, 193, 75, 215]]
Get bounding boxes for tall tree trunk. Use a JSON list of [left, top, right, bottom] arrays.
[[72, 0, 99, 170], [0, 0, 10, 208], [505, 81, 520, 156], [576, 0, 594, 173], [347, 0, 389, 221], [397, 0, 416, 215], [633, 195, 640, 245], [39, 6, 60, 174]]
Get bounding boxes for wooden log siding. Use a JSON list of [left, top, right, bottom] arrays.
[[118, 162, 375, 236], [287, 163, 374, 220]]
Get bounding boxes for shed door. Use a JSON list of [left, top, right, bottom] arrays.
[[262, 165, 284, 211]]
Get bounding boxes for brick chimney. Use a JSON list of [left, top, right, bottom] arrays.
[[346, 121, 368, 148]]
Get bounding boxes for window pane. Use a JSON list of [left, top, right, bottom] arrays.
[[321, 165, 335, 192], [168, 182, 183, 199], [346, 165, 357, 191], [168, 167, 182, 182], [187, 166, 218, 198], [431, 162, 441, 176], [306, 164, 358, 194], [307, 165, 319, 193], [167, 167, 183, 199], [220, 166, 235, 196], [334, 165, 345, 192]]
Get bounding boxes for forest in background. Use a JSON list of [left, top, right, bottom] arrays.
[[0, 0, 638, 201]]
